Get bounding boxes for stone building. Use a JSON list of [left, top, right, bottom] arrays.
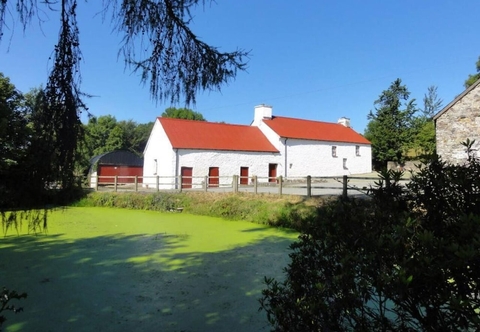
[[434, 79, 480, 164]]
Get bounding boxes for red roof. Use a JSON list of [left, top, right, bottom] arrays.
[[262, 116, 371, 144], [159, 117, 279, 152]]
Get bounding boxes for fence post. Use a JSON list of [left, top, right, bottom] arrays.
[[253, 175, 258, 194], [95, 175, 98, 191], [278, 176, 283, 195], [156, 176, 159, 192], [114, 176, 118, 192], [342, 175, 348, 199], [307, 175, 311, 198], [178, 175, 182, 193], [204, 176, 208, 192], [135, 176, 138, 192], [233, 175, 238, 193]]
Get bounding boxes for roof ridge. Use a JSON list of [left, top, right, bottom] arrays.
[[271, 115, 341, 126], [159, 117, 252, 128], [433, 78, 480, 120]]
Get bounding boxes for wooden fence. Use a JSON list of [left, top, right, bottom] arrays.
[[90, 174, 410, 198]]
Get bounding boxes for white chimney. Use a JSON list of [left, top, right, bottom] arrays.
[[338, 117, 350, 127], [252, 104, 273, 126]]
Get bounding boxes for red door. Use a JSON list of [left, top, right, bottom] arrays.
[[240, 167, 249, 185], [98, 165, 143, 183], [181, 167, 193, 189], [208, 167, 219, 187], [268, 164, 277, 183]]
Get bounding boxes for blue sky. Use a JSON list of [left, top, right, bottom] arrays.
[[1, 1, 479, 134]]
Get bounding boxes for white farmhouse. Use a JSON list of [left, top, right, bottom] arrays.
[[143, 105, 371, 189], [252, 105, 372, 177]]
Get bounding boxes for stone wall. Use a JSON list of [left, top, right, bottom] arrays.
[[435, 82, 480, 164]]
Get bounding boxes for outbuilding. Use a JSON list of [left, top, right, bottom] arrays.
[[89, 150, 144, 187]]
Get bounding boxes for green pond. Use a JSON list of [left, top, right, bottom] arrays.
[[0, 207, 297, 332]]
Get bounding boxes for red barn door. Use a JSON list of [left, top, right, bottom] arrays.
[[181, 167, 193, 189], [268, 164, 277, 183], [240, 167, 249, 185], [208, 167, 219, 187]]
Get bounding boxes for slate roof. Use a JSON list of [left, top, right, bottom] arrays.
[[263, 116, 371, 144], [158, 117, 279, 152]]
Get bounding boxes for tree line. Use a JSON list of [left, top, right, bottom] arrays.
[[0, 72, 207, 207]]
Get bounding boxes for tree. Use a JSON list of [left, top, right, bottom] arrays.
[[161, 107, 206, 121], [364, 79, 417, 168], [1, 0, 247, 192], [464, 56, 480, 88], [84, 115, 120, 156], [0, 73, 28, 176], [422, 85, 443, 119], [116, 120, 154, 153], [260, 143, 480, 331], [0, 74, 83, 206], [83, 115, 153, 157], [406, 86, 442, 159]]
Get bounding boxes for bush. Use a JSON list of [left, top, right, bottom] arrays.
[[260, 141, 480, 331]]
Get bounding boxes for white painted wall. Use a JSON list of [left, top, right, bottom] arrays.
[[254, 119, 372, 176], [143, 119, 177, 189], [89, 171, 97, 188], [284, 139, 372, 177], [177, 150, 282, 188], [253, 119, 286, 176]]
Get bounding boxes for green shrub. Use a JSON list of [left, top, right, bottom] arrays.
[[260, 142, 480, 331]]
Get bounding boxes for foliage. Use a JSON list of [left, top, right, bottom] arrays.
[[1, 209, 49, 237], [0, 287, 27, 331], [364, 79, 418, 168], [464, 56, 480, 88], [0, 73, 30, 201], [0, 0, 248, 105], [83, 116, 153, 156], [41, 0, 87, 190], [260, 141, 480, 331], [0, 74, 89, 207], [405, 86, 442, 160], [161, 107, 206, 121], [422, 85, 443, 119], [77, 115, 154, 176]]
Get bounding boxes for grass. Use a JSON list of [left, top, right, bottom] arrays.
[[0, 207, 297, 331], [74, 191, 334, 231]]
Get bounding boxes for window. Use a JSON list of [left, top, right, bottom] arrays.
[[332, 146, 337, 157], [343, 158, 348, 169], [356, 145, 360, 156]]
